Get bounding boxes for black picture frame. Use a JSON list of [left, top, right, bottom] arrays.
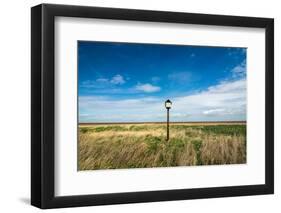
[[31, 3, 274, 209]]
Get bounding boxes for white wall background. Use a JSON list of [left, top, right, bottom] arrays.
[[0, 0, 279, 212]]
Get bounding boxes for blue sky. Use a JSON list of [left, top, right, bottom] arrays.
[[78, 41, 246, 123]]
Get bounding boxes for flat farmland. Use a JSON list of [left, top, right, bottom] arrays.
[[78, 122, 246, 170]]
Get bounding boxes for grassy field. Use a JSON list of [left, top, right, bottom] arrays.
[[78, 123, 246, 170]]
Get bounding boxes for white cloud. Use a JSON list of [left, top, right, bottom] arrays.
[[202, 108, 244, 117], [110, 74, 125, 85], [203, 108, 225, 115], [135, 83, 161, 93], [81, 74, 126, 89], [208, 78, 246, 94], [174, 79, 246, 109], [231, 60, 246, 78], [79, 78, 246, 122], [96, 78, 108, 83], [227, 48, 246, 57]]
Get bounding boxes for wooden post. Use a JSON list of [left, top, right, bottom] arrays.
[[167, 108, 169, 141]]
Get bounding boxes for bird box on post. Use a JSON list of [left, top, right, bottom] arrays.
[[165, 99, 172, 141]]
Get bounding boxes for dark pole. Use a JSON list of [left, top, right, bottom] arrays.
[[167, 108, 169, 141]]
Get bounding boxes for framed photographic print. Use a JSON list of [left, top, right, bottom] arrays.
[[31, 4, 274, 209]]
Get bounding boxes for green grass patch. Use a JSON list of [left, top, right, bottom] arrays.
[[145, 136, 163, 154], [192, 125, 246, 136]]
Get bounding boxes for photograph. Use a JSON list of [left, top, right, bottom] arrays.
[[30, 3, 274, 209], [78, 41, 247, 171]]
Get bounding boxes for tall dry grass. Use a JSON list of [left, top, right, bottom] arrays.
[[78, 124, 246, 170]]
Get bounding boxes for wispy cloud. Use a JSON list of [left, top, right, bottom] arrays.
[[227, 47, 246, 57], [81, 78, 162, 95], [172, 78, 246, 118], [81, 74, 126, 89], [135, 83, 161, 93], [231, 60, 246, 78], [79, 78, 246, 122], [110, 74, 125, 85], [203, 108, 225, 115]]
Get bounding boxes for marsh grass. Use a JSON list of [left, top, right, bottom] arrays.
[[78, 124, 246, 170]]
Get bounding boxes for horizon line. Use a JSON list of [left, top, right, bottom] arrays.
[[79, 120, 246, 125]]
